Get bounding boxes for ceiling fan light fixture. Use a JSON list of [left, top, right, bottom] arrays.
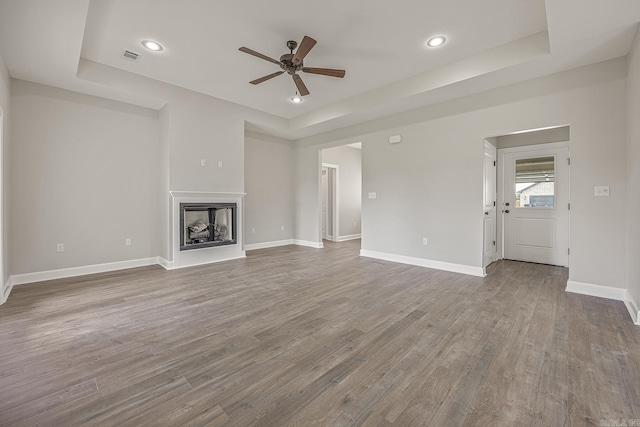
[[290, 94, 303, 104], [426, 35, 446, 48], [142, 40, 163, 51]]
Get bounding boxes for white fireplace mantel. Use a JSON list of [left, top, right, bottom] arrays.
[[168, 191, 246, 269], [170, 191, 246, 198]]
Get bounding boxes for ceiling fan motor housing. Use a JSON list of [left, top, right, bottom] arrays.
[[279, 53, 303, 75]]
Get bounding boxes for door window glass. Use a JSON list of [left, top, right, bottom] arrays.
[[515, 156, 555, 208]]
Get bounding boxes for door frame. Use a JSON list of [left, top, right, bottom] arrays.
[[496, 141, 570, 264], [321, 163, 339, 242], [483, 140, 497, 270], [321, 167, 328, 239], [0, 107, 3, 304]]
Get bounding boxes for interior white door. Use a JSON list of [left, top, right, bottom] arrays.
[[483, 141, 497, 268], [501, 144, 569, 267], [322, 168, 328, 239]]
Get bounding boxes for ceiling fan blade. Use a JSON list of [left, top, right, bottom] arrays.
[[292, 36, 317, 65], [250, 71, 285, 85], [292, 74, 310, 96], [301, 67, 346, 78], [239, 47, 281, 65]]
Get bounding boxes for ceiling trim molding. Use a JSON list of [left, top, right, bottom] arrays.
[[289, 32, 550, 131]]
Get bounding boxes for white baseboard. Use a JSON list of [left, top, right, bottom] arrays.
[[624, 290, 640, 325], [338, 234, 362, 242], [566, 280, 640, 325], [294, 240, 324, 249], [359, 249, 485, 277], [10, 257, 161, 286], [158, 257, 173, 270], [164, 253, 246, 270], [245, 239, 294, 251], [565, 280, 627, 301], [6, 252, 251, 285]]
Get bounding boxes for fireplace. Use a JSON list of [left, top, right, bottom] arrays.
[[168, 191, 245, 270], [180, 203, 237, 251]]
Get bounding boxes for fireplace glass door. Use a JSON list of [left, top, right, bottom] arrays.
[[180, 203, 237, 250]]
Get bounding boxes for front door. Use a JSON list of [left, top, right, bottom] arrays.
[[500, 144, 569, 267]]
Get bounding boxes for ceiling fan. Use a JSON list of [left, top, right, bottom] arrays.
[[239, 36, 346, 97]]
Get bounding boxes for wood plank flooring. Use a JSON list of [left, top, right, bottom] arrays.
[[1, 240, 639, 426]]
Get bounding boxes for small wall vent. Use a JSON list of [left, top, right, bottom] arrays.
[[122, 49, 141, 61]]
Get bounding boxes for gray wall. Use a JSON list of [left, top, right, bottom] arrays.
[[627, 30, 640, 309], [322, 145, 362, 238], [158, 104, 170, 261], [165, 91, 245, 193], [244, 131, 294, 245], [76, 58, 289, 262], [294, 145, 322, 244], [10, 80, 160, 274], [0, 51, 10, 300], [294, 58, 628, 290]]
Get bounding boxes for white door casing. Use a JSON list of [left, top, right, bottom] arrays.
[[322, 168, 328, 239], [483, 141, 497, 268], [499, 143, 569, 267], [320, 163, 339, 242]]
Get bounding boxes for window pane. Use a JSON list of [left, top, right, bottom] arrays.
[[515, 156, 555, 208]]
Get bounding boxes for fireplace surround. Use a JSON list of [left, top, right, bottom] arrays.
[[169, 191, 245, 269]]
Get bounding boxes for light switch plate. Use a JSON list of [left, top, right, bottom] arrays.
[[368, 192, 377, 199], [594, 186, 610, 197]]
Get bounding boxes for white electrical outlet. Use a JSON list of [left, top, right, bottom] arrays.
[[280, 225, 285, 231], [125, 238, 132, 246], [251, 227, 256, 233], [368, 192, 377, 199], [56, 243, 64, 252], [200, 159, 206, 167], [594, 186, 610, 197], [218, 161, 223, 168], [354, 221, 358, 226], [423, 237, 428, 245]]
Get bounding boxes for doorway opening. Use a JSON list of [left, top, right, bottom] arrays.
[[319, 143, 362, 247], [322, 164, 338, 241], [485, 125, 570, 269]]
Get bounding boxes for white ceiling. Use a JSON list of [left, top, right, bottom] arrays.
[[80, 0, 547, 119], [0, 0, 639, 139]]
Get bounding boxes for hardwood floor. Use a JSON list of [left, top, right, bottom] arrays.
[[1, 240, 639, 426]]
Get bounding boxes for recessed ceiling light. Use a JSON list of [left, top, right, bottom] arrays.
[[142, 40, 163, 51], [426, 36, 446, 48], [290, 95, 303, 104]]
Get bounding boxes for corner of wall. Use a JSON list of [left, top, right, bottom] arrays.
[[1, 277, 13, 305], [159, 104, 171, 262], [625, 290, 640, 325], [626, 23, 640, 310], [0, 50, 11, 304]]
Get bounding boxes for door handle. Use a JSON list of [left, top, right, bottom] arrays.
[[484, 211, 489, 215], [504, 209, 510, 214]]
